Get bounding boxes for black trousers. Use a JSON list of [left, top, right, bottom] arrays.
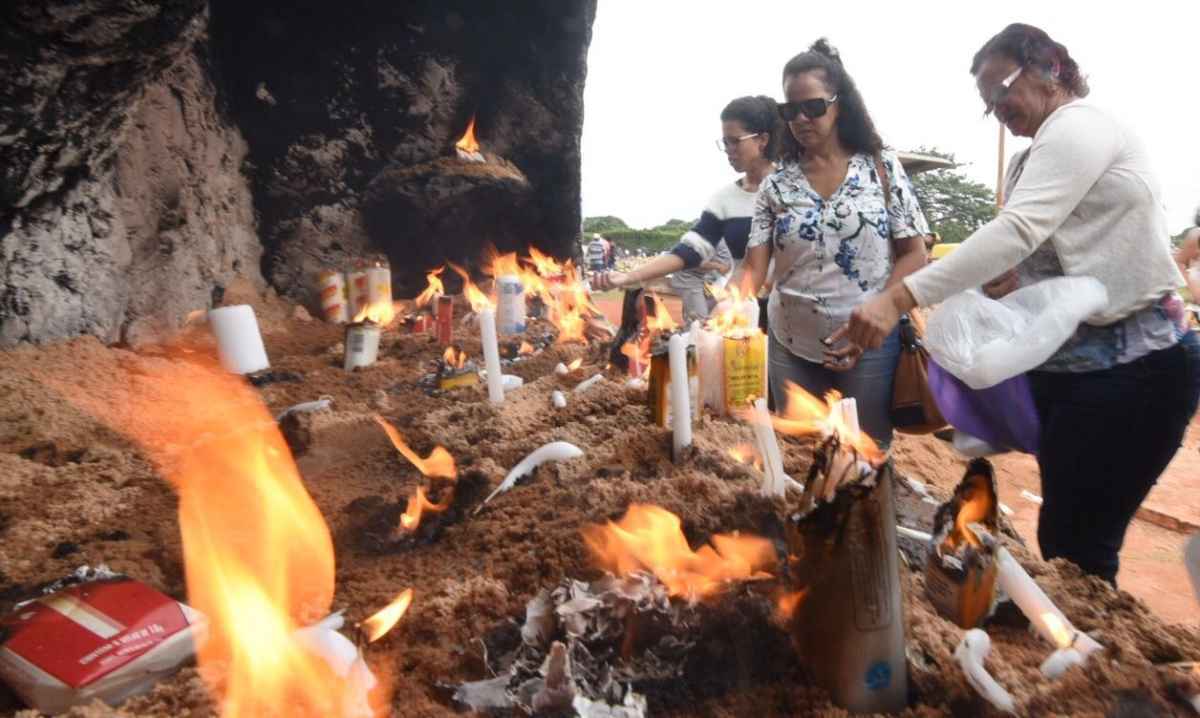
[[1029, 331, 1200, 585]]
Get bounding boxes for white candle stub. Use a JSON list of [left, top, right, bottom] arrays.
[[554, 362, 569, 376], [551, 391, 567, 409], [574, 374, 604, 393], [208, 305, 271, 375], [955, 629, 1016, 714], [292, 612, 377, 718], [1039, 647, 1085, 679], [750, 398, 787, 496]]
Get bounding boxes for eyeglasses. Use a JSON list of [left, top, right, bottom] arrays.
[[715, 132, 762, 151], [777, 95, 838, 122], [983, 66, 1023, 117]]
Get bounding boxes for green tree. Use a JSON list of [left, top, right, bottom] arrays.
[[908, 148, 997, 245], [582, 216, 629, 234]]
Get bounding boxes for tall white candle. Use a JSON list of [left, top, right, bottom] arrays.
[[696, 327, 724, 413], [667, 333, 693, 458], [478, 308, 504, 404], [751, 397, 787, 496], [996, 548, 1103, 655]]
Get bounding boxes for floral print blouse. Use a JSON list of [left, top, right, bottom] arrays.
[[748, 150, 930, 362]]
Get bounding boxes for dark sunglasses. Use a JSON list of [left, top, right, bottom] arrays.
[[777, 95, 838, 121]]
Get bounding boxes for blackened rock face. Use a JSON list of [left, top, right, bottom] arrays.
[[209, 0, 597, 307], [0, 0, 595, 346]]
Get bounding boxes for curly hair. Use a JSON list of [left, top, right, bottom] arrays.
[[719, 95, 782, 161], [970, 23, 1089, 97], [778, 38, 883, 160]]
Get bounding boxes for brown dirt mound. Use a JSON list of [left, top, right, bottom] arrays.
[[0, 292, 1197, 717]]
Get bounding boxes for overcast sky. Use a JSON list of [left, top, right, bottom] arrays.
[[580, 1, 1200, 234]]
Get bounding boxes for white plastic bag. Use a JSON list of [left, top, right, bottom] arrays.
[[925, 277, 1108, 390]]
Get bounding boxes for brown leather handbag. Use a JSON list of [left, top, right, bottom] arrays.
[[873, 153, 947, 435]]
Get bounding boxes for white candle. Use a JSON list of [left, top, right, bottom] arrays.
[[478, 308, 504, 404], [955, 629, 1016, 714], [996, 548, 1103, 656], [551, 390, 567, 408], [696, 327, 724, 413], [1039, 647, 1085, 679], [668, 333, 693, 459], [751, 397, 787, 496], [208, 305, 271, 374]]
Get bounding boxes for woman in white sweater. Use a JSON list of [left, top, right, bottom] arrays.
[[838, 24, 1200, 584]]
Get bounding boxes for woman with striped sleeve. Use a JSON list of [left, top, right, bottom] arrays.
[[592, 95, 779, 308]]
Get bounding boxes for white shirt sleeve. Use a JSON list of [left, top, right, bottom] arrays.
[[903, 104, 1123, 307]]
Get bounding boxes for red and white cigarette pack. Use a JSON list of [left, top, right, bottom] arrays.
[[0, 576, 205, 714]]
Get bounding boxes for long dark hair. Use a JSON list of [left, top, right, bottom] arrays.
[[970, 23, 1089, 97], [720, 95, 781, 161], [778, 38, 883, 160]]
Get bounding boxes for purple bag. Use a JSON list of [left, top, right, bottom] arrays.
[[927, 361, 1040, 455]]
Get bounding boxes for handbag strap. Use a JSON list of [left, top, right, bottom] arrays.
[[872, 151, 893, 239]]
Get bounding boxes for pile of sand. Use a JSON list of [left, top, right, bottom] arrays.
[[0, 292, 1196, 717]]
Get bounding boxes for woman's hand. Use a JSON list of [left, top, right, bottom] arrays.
[[823, 341, 863, 372], [830, 284, 913, 350], [591, 271, 631, 291]]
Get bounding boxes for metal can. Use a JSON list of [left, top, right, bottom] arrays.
[[436, 295, 454, 345], [495, 274, 526, 335], [343, 322, 381, 371], [347, 260, 370, 321], [317, 269, 349, 323]]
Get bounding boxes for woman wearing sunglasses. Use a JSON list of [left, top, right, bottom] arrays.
[[739, 39, 931, 448], [591, 96, 778, 308], [836, 23, 1200, 585]]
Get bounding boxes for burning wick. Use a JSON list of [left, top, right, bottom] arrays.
[[455, 116, 484, 163], [955, 629, 1016, 713]]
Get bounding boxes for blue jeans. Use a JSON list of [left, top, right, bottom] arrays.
[[1030, 330, 1200, 584], [768, 329, 901, 448]]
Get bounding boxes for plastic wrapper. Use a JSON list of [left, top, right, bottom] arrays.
[[924, 277, 1107, 389]]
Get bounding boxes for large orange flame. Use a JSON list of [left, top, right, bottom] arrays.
[[352, 299, 396, 326], [374, 416, 457, 534], [414, 267, 445, 308], [581, 504, 775, 600], [442, 346, 467, 370], [771, 382, 885, 464], [705, 282, 758, 337], [361, 589, 414, 643], [946, 476, 997, 551], [645, 293, 678, 334], [63, 365, 387, 716], [448, 261, 493, 312], [455, 116, 480, 155], [373, 416, 456, 479], [483, 246, 522, 279], [398, 486, 453, 534], [527, 246, 564, 277]]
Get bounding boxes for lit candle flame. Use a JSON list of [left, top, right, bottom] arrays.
[[361, 588, 414, 643]]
